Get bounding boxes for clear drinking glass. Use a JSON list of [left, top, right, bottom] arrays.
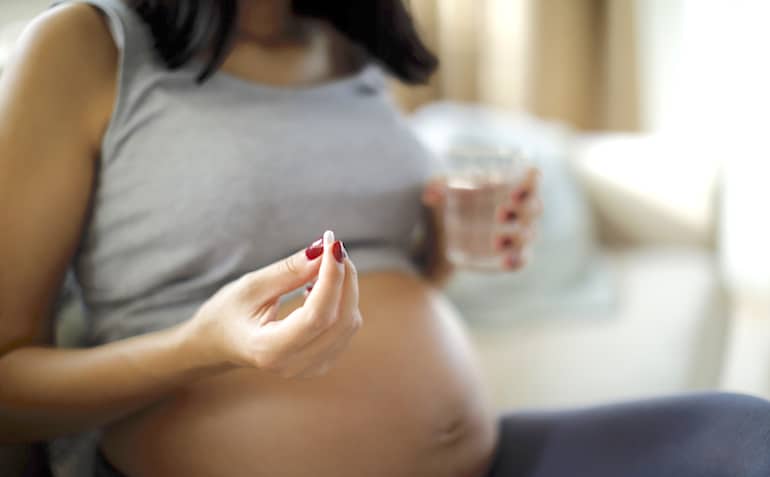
[[442, 146, 529, 271]]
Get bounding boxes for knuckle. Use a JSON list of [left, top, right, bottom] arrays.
[[240, 270, 260, 285], [233, 272, 260, 297], [344, 317, 357, 333], [281, 255, 300, 276], [348, 312, 362, 331], [219, 280, 239, 295], [228, 276, 249, 295]]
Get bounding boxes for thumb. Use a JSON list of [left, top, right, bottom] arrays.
[[239, 244, 323, 303]]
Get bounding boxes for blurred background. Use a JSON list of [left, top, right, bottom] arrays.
[[1, 0, 768, 413]]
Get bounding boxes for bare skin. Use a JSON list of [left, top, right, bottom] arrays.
[[102, 272, 499, 477], [0, 1, 541, 475]]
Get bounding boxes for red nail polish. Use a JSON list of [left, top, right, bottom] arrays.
[[306, 284, 314, 292], [498, 236, 514, 250], [332, 240, 344, 263], [305, 236, 324, 260], [506, 210, 518, 222]]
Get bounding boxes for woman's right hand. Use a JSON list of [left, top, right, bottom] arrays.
[[183, 230, 361, 379]]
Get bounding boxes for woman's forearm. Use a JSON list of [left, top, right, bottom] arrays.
[[0, 321, 226, 444]]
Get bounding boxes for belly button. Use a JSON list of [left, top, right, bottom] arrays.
[[435, 416, 469, 447]]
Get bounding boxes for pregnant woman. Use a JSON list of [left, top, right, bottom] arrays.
[[1, 1, 769, 476]]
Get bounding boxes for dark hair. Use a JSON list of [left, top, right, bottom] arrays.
[[128, 0, 438, 84]]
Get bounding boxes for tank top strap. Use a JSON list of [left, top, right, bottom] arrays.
[[50, 0, 161, 165], [51, 0, 150, 59]]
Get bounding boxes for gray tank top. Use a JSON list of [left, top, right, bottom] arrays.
[[52, 0, 436, 346]]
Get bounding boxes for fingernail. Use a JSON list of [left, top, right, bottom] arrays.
[[497, 236, 514, 250], [305, 235, 324, 260], [323, 230, 335, 247], [306, 284, 314, 293], [515, 189, 530, 202], [332, 240, 344, 263], [497, 206, 517, 223]]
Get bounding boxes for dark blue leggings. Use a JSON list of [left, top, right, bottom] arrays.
[[96, 393, 770, 477], [485, 393, 770, 477]]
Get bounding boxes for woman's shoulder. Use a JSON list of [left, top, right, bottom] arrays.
[[24, 3, 118, 59], [9, 3, 119, 141], [16, 3, 118, 87]]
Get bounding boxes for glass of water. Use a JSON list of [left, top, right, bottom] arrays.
[[442, 146, 529, 271]]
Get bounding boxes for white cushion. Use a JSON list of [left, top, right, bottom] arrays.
[[466, 248, 726, 410], [572, 133, 719, 247]]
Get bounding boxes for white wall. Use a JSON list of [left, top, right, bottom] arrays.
[[0, 0, 50, 26], [636, 0, 770, 396], [634, 0, 685, 132], [635, 0, 770, 134]]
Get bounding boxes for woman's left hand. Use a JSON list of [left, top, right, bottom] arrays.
[[421, 167, 543, 278]]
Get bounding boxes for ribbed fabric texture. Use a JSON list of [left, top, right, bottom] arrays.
[[52, 0, 436, 346]]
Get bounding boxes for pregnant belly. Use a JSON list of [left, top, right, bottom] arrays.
[[101, 272, 498, 477]]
